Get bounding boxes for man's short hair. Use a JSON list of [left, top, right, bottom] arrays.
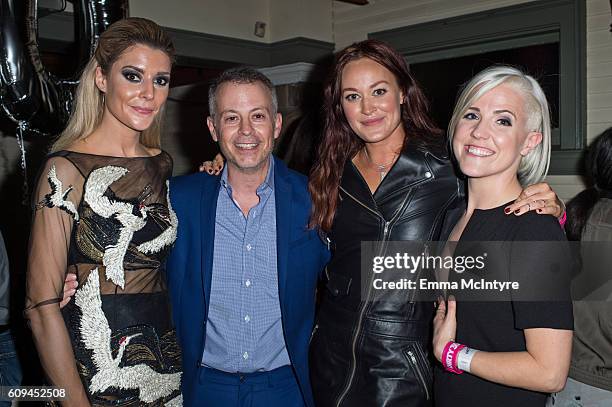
[[208, 67, 278, 120]]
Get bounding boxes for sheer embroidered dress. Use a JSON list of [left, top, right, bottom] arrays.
[[26, 151, 182, 406]]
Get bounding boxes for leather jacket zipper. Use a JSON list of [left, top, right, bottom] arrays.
[[335, 219, 390, 407], [408, 243, 429, 304], [334, 185, 418, 407], [309, 323, 319, 344], [406, 349, 430, 400], [338, 186, 383, 220]]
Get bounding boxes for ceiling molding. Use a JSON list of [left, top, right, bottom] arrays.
[[37, 12, 334, 68]]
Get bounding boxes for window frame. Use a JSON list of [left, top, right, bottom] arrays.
[[370, 0, 586, 175]]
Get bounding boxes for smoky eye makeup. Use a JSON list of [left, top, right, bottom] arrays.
[[154, 75, 170, 87], [121, 68, 142, 83]]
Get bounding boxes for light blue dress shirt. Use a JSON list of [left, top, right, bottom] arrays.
[[202, 158, 291, 372]]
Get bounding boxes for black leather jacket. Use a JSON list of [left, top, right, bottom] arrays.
[[310, 146, 463, 407]]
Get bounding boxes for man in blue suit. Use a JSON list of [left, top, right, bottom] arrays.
[[167, 67, 329, 407]]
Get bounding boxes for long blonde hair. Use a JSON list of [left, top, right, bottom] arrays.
[[51, 18, 175, 152]]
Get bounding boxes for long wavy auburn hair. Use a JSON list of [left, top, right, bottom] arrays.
[[308, 39, 443, 232]]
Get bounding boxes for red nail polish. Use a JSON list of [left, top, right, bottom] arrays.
[[537, 209, 542, 213], [514, 209, 520, 214], [504, 208, 511, 214]]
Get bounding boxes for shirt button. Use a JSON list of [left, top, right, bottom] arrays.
[[244, 315, 250, 322], [424, 171, 432, 178], [245, 279, 251, 287], [246, 244, 252, 251], [243, 352, 249, 360]]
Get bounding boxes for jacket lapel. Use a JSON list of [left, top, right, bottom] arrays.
[[373, 148, 434, 203], [340, 161, 379, 213], [274, 157, 292, 313], [200, 176, 221, 318]]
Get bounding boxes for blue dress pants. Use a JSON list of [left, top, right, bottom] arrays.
[[190, 365, 304, 407]]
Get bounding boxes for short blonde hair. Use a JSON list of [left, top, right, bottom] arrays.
[[448, 65, 551, 186], [51, 18, 175, 152]]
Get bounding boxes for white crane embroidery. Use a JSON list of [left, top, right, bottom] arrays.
[[84, 166, 148, 288], [39, 165, 79, 221], [75, 268, 182, 405], [137, 181, 178, 254]]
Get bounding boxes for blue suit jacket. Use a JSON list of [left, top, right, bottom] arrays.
[[167, 157, 329, 407]]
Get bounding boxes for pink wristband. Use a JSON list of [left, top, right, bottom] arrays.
[[442, 341, 453, 371], [451, 343, 465, 373], [442, 341, 465, 374], [558, 210, 567, 228]]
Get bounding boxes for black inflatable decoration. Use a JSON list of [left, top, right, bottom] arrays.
[[0, 0, 129, 134], [0, 0, 128, 199]]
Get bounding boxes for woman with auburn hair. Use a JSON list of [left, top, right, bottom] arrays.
[[432, 66, 573, 407], [26, 18, 182, 406], [307, 40, 565, 407]]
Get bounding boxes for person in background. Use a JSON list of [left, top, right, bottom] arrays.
[[547, 127, 612, 406], [0, 231, 22, 407], [433, 65, 573, 407]]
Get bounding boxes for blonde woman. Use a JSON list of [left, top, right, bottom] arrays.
[[26, 18, 182, 406], [433, 66, 573, 407]]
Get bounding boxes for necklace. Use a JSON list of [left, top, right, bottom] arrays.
[[361, 149, 398, 180]]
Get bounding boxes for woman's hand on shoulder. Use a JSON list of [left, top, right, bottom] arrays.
[[199, 153, 224, 175], [505, 182, 564, 218]]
